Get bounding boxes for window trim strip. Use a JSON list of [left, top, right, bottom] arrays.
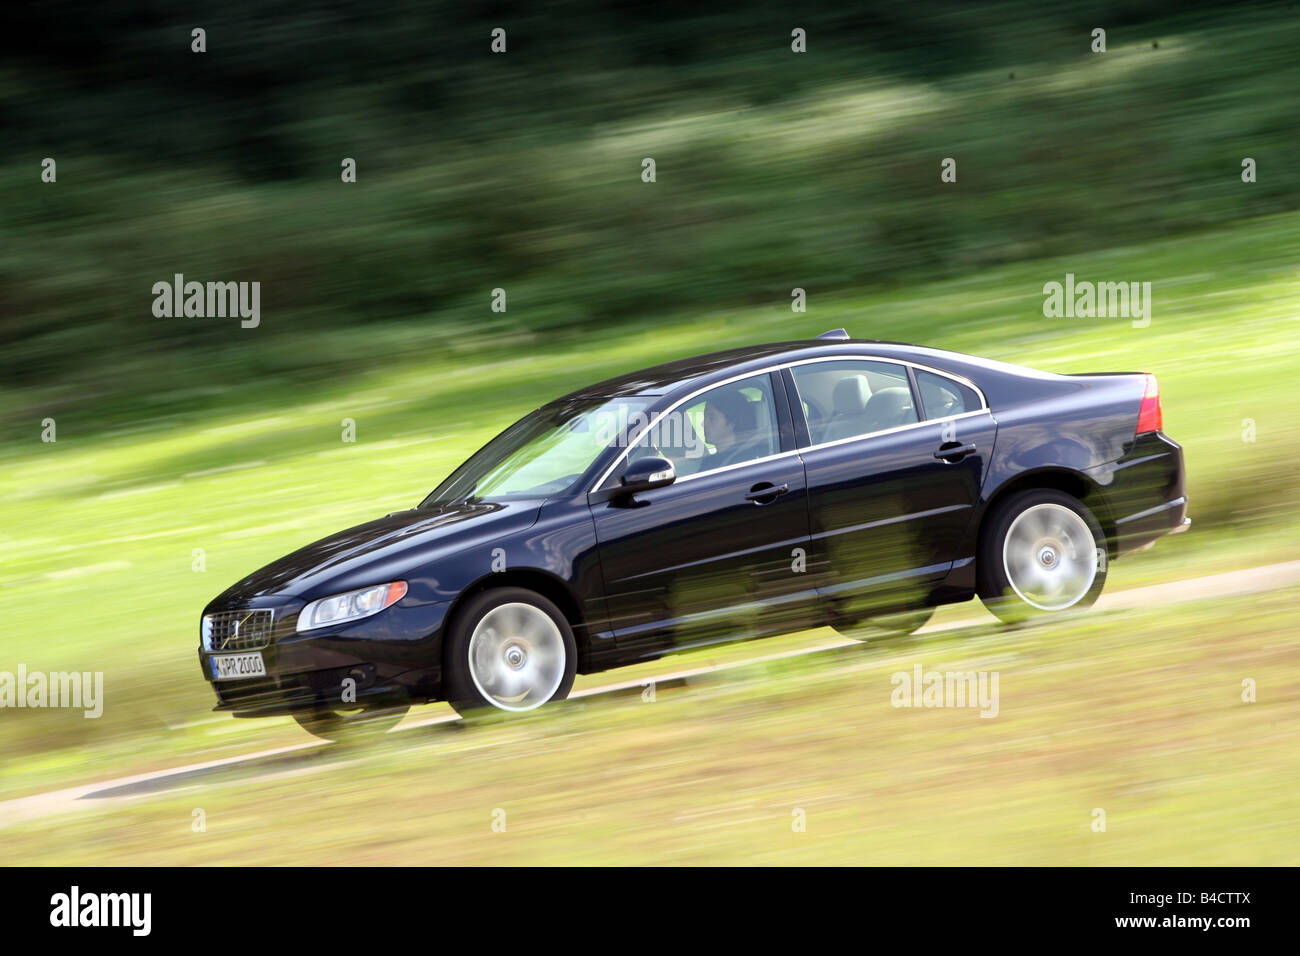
[[587, 354, 991, 494]]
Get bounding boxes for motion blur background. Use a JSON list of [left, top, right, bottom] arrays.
[[1, 1, 1297, 863]]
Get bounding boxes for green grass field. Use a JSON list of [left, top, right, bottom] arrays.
[[3, 589, 1294, 865], [1, 209, 1298, 814]]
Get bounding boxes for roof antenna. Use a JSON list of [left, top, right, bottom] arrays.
[[816, 328, 850, 340]]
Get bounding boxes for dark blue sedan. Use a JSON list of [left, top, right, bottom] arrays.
[[199, 331, 1189, 740]]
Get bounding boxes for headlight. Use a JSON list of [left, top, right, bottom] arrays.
[[298, 581, 408, 631]]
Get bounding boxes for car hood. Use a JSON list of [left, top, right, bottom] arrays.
[[208, 499, 542, 607]]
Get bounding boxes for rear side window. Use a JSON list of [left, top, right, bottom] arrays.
[[790, 360, 917, 444], [914, 370, 981, 420]]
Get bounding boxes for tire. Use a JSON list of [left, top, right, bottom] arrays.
[[443, 587, 577, 719], [292, 702, 409, 744], [833, 605, 935, 642], [977, 489, 1107, 625]]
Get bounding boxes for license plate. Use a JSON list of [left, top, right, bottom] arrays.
[[210, 652, 266, 681]]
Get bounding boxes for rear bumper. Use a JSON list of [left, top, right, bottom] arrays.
[[1085, 431, 1189, 556], [1114, 494, 1188, 552]]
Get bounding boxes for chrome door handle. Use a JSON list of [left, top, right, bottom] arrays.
[[744, 482, 789, 503]]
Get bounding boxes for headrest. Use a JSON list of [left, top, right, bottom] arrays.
[[864, 386, 914, 427], [832, 375, 872, 416]]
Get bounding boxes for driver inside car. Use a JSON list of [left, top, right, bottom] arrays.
[[702, 389, 768, 468]]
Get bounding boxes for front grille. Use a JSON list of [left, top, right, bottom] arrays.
[[202, 609, 275, 651]]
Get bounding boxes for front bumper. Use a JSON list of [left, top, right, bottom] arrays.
[[198, 598, 450, 717]]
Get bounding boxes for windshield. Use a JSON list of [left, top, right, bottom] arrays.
[[420, 395, 653, 506]]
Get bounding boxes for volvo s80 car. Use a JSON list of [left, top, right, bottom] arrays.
[[199, 330, 1189, 740]]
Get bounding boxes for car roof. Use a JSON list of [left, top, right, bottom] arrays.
[[555, 336, 925, 402]]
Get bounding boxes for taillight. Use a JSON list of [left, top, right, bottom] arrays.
[[1136, 373, 1162, 434]]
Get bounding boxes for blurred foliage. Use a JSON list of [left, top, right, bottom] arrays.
[[1, 0, 1297, 433]]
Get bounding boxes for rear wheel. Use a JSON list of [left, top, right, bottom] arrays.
[[444, 588, 576, 719], [292, 702, 409, 744], [978, 489, 1107, 624]]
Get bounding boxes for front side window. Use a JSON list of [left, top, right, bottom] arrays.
[[613, 373, 781, 483], [790, 360, 917, 443]]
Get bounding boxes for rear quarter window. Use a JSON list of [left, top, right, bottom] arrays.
[[914, 369, 981, 420]]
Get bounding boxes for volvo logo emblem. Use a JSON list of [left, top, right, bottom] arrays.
[[221, 611, 257, 650]]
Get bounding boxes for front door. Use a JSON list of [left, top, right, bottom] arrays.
[[589, 371, 816, 659]]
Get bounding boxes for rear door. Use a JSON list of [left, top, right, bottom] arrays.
[[783, 358, 997, 618], [589, 370, 817, 658]]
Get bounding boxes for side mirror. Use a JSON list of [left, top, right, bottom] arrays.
[[619, 456, 676, 495]]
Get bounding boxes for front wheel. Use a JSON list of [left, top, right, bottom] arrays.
[[977, 489, 1107, 624], [444, 588, 577, 719]]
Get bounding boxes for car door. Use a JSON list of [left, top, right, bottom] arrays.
[[588, 371, 816, 659], [783, 359, 997, 620]]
